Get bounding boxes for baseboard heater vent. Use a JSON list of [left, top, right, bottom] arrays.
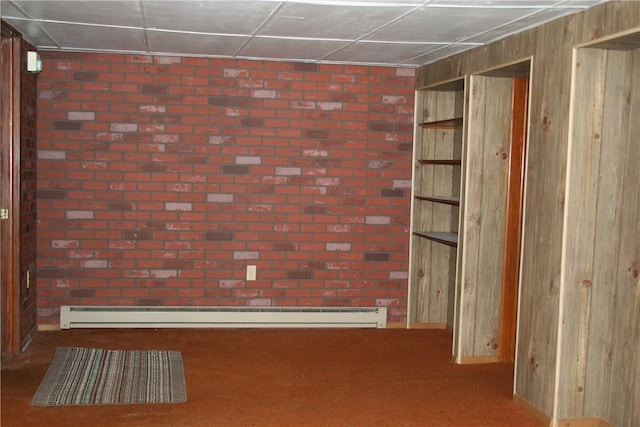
[[60, 306, 387, 329]]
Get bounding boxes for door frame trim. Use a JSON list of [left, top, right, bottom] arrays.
[[1, 31, 22, 356]]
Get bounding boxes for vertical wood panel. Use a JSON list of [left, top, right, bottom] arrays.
[[558, 46, 606, 418], [581, 48, 626, 419], [473, 77, 511, 356], [456, 76, 485, 358], [410, 85, 464, 326], [414, 1, 639, 422], [604, 46, 639, 426]]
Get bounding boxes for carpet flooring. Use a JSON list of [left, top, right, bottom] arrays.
[[2, 328, 545, 426]]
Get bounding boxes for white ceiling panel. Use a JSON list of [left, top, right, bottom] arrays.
[[38, 22, 147, 52], [8, 0, 144, 27], [240, 37, 347, 61], [4, 18, 56, 46], [258, 3, 412, 39], [408, 43, 477, 65], [1, 0, 611, 67], [465, 7, 587, 44], [1, 0, 27, 18], [323, 41, 447, 65], [148, 31, 249, 57], [144, 1, 279, 34], [366, 6, 541, 43]]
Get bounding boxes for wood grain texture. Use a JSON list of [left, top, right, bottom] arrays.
[[414, 1, 640, 422], [409, 84, 464, 327], [0, 35, 22, 356], [498, 76, 528, 363], [560, 39, 639, 425]]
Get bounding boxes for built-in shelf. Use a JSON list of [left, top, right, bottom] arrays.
[[418, 159, 462, 165], [412, 231, 458, 247], [409, 80, 465, 328], [414, 195, 460, 206], [419, 117, 464, 129]]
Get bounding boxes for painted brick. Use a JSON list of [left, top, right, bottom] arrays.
[[276, 167, 301, 176], [366, 216, 390, 225], [110, 123, 138, 132], [66, 210, 94, 219], [236, 156, 261, 165], [165, 202, 192, 211], [234, 251, 259, 260], [68, 111, 96, 120], [326, 243, 351, 251], [207, 193, 234, 203]]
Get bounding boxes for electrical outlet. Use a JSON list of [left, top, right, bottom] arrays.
[[246, 265, 257, 281]]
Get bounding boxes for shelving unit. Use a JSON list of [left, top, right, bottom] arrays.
[[407, 78, 466, 329]]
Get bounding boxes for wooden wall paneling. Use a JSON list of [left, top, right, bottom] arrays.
[[456, 75, 512, 361], [514, 17, 572, 414], [409, 84, 464, 327], [604, 45, 639, 427], [582, 47, 626, 420], [558, 46, 606, 419], [430, 91, 459, 325], [560, 35, 639, 424], [408, 93, 428, 324], [455, 76, 484, 360], [451, 76, 470, 346], [414, 0, 640, 421], [415, 93, 438, 323], [473, 76, 511, 357]]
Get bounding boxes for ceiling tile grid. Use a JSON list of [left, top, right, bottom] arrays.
[[0, 0, 610, 67]]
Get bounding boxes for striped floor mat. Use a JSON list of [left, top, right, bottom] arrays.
[[32, 347, 187, 406]]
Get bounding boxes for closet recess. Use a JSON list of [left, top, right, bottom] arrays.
[[408, 79, 466, 329]]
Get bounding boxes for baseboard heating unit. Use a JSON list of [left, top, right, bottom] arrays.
[[60, 306, 387, 329]]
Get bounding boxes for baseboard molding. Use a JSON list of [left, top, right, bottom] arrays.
[[513, 393, 551, 426], [408, 322, 447, 329], [556, 418, 614, 427], [458, 355, 500, 364], [385, 322, 407, 329], [37, 324, 60, 331]]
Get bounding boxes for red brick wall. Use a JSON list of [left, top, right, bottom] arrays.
[[35, 52, 414, 326]]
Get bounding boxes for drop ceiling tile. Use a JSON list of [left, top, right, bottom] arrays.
[[410, 43, 477, 65], [466, 7, 583, 44], [366, 6, 540, 43], [10, 0, 143, 27], [259, 3, 413, 40], [4, 18, 56, 46], [148, 31, 248, 57], [323, 41, 445, 65], [239, 37, 347, 61], [427, 0, 564, 5], [143, 1, 279, 35], [38, 22, 147, 52], [2, 1, 29, 19]]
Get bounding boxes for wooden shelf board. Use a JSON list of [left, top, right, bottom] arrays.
[[414, 196, 460, 205], [412, 231, 458, 247], [419, 117, 463, 129], [418, 159, 461, 165]]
